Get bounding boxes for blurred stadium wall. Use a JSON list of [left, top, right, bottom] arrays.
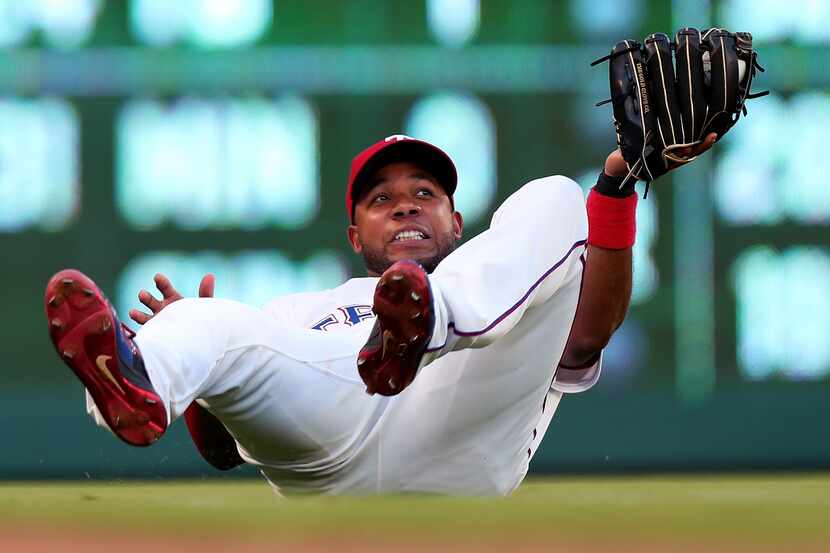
[[1, 0, 828, 478]]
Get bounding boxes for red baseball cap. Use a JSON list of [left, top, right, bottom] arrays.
[[346, 134, 457, 223]]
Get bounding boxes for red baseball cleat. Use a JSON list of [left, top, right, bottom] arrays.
[[358, 260, 434, 396], [45, 269, 167, 446]]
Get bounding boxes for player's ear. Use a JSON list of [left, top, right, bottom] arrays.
[[347, 225, 363, 254], [452, 211, 463, 240]]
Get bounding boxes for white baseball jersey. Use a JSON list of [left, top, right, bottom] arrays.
[[87, 175, 600, 495]]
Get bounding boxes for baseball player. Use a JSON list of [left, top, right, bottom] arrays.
[[45, 26, 762, 495], [45, 131, 715, 495]]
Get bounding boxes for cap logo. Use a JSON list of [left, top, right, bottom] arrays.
[[384, 134, 413, 143]]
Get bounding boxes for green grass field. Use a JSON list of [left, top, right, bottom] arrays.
[[2, 474, 828, 552]]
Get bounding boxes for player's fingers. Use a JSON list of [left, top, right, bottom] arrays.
[[672, 133, 718, 161], [692, 132, 718, 155], [199, 273, 216, 298], [154, 273, 182, 301], [138, 289, 164, 313], [129, 308, 153, 325]]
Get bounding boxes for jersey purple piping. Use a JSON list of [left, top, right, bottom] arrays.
[[426, 239, 587, 352]]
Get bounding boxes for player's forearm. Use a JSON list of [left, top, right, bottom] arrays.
[[560, 158, 635, 368], [559, 245, 631, 367]]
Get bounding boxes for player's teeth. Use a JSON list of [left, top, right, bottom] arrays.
[[395, 231, 424, 241]]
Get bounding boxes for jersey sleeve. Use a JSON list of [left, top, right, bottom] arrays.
[[551, 352, 603, 394]]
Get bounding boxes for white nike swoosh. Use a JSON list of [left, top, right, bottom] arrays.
[[96, 354, 126, 395]]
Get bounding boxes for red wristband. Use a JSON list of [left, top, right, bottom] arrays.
[[586, 188, 637, 249]]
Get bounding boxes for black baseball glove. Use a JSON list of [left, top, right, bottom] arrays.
[[592, 28, 767, 191]]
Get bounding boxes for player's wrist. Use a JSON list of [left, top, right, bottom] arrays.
[[593, 170, 636, 198], [586, 175, 637, 249]]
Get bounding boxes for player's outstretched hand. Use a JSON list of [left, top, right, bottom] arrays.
[[128, 273, 215, 325], [604, 132, 718, 178]]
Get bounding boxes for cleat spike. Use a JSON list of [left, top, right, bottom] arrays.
[[411, 311, 422, 319], [144, 398, 157, 405], [101, 319, 112, 332], [391, 274, 404, 281], [48, 295, 60, 307], [113, 415, 121, 428], [82, 288, 94, 297], [61, 278, 74, 286], [62, 350, 75, 359], [387, 378, 397, 390], [357, 357, 366, 366], [410, 292, 421, 302], [51, 318, 63, 328], [410, 335, 421, 343]]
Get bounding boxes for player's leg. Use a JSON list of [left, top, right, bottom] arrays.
[[425, 175, 588, 357], [376, 272, 581, 494], [46, 270, 375, 456], [135, 295, 397, 492], [352, 176, 590, 493]]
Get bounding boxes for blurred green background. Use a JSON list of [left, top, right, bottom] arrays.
[[1, 0, 828, 479]]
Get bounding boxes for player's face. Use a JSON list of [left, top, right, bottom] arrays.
[[348, 162, 464, 276]]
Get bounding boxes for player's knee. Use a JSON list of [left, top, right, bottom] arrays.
[[520, 175, 583, 205], [527, 174, 582, 197], [493, 175, 585, 228]]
